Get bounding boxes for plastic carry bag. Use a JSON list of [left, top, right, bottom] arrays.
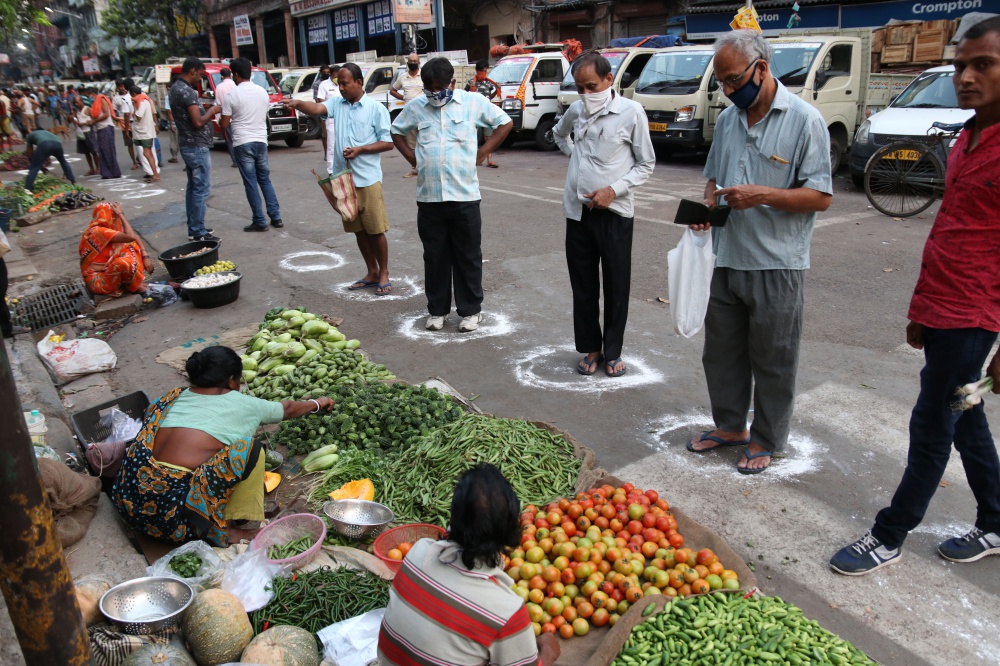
[[317, 608, 385, 666], [146, 540, 225, 592], [143, 283, 177, 307], [220, 547, 283, 612], [667, 228, 716, 339], [37, 330, 118, 382]]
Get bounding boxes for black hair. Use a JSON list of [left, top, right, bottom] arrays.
[[115, 78, 127, 87], [229, 58, 251, 82], [475, 59, 489, 72], [128, 85, 142, 96], [448, 463, 521, 570], [220, 67, 231, 78], [964, 16, 1000, 41], [421, 57, 454, 89], [571, 51, 612, 79], [185, 346, 242, 388], [181, 56, 204, 74], [320, 64, 330, 72], [339, 62, 363, 83], [329, 64, 341, 73], [123, 78, 135, 90]]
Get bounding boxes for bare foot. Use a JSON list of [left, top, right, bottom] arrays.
[[227, 525, 260, 544], [688, 429, 751, 452], [737, 441, 772, 473]]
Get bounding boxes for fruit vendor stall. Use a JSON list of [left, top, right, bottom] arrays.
[[74, 306, 884, 666]]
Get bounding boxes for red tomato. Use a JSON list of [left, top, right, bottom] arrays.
[[627, 520, 643, 536], [621, 483, 635, 493], [567, 504, 583, 520], [668, 532, 685, 549], [645, 489, 659, 503]]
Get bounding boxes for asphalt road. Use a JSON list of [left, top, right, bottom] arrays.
[[17, 127, 997, 665]]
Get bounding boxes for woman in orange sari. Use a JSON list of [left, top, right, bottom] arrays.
[[79, 202, 153, 296]]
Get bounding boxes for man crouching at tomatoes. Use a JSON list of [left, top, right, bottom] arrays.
[[378, 463, 560, 666]]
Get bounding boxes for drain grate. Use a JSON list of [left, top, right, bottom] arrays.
[[11, 279, 93, 331]]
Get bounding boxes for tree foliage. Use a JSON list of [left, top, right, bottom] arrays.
[[0, 0, 50, 42], [101, 0, 204, 53]]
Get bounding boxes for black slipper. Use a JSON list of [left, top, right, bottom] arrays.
[[686, 431, 752, 453]]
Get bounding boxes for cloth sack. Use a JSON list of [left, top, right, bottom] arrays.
[[37, 329, 118, 382], [667, 228, 716, 338], [313, 168, 358, 222], [38, 457, 102, 547], [87, 625, 181, 666]]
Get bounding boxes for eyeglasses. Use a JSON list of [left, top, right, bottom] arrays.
[[719, 59, 762, 89]]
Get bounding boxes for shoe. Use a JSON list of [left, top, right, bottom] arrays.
[[168, 158, 178, 163], [244, 224, 268, 232], [191, 233, 220, 242], [458, 313, 483, 332], [425, 315, 445, 331], [22, 189, 32, 196], [231, 163, 238, 168], [830, 530, 901, 576], [187, 229, 214, 240], [938, 528, 1000, 563], [403, 169, 417, 178], [270, 219, 283, 228]]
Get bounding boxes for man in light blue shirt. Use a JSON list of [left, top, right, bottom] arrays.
[[390, 58, 512, 332], [286, 63, 395, 295]]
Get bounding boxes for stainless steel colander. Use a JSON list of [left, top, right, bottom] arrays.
[[99, 576, 193, 635], [323, 499, 394, 539]]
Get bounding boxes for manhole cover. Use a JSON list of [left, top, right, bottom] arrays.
[[11, 279, 92, 331]]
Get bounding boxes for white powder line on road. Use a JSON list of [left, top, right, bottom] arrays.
[[332, 276, 423, 301], [479, 185, 670, 227], [396, 310, 517, 345], [814, 211, 882, 228], [278, 250, 346, 273], [512, 344, 665, 393]]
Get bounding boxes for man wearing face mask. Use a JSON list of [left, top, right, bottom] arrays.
[[552, 51, 655, 379], [685, 30, 832, 474], [390, 54, 424, 178], [390, 57, 512, 333]]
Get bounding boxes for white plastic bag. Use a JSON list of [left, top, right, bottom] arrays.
[[37, 330, 117, 382], [318, 608, 385, 666], [147, 540, 225, 592], [220, 547, 282, 612], [667, 228, 716, 339]]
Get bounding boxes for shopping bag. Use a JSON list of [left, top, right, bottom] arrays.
[[37, 329, 118, 382], [667, 228, 716, 338], [313, 168, 358, 222]]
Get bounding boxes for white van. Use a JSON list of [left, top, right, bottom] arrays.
[[490, 47, 569, 151]]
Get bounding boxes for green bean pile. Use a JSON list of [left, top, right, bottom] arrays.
[[249, 567, 391, 635], [267, 535, 313, 560], [616, 593, 876, 666]]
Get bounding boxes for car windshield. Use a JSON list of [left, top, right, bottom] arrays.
[[891, 71, 958, 108], [770, 43, 821, 88], [280, 73, 302, 95], [561, 52, 627, 91], [635, 52, 713, 93], [489, 59, 532, 86], [214, 71, 277, 94]]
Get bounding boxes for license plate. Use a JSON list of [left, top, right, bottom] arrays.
[[270, 123, 292, 133], [649, 122, 668, 132], [883, 149, 921, 161]]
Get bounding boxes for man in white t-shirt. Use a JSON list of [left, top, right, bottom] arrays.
[[220, 57, 283, 233], [115, 78, 139, 170], [315, 64, 341, 174], [215, 68, 238, 167], [129, 85, 159, 182], [19, 90, 38, 132], [390, 53, 423, 177]]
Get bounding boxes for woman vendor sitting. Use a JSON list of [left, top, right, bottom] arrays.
[[112, 346, 334, 545], [79, 201, 152, 297]]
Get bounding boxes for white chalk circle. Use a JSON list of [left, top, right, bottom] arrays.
[[397, 310, 516, 345], [65, 157, 82, 163], [108, 182, 145, 192], [279, 250, 346, 273], [121, 188, 166, 199], [334, 275, 423, 301], [512, 344, 664, 394]]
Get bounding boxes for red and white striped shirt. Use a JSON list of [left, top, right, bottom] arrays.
[[378, 539, 540, 666]]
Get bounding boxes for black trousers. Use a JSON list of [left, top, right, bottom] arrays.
[[416, 201, 483, 317], [26, 141, 75, 191], [565, 207, 634, 361], [0, 259, 12, 338]]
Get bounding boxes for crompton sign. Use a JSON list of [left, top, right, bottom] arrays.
[[842, 0, 1000, 26], [687, 5, 840, 38]]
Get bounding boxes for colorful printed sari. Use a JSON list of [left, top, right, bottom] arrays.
[[111, 388, 262, 546], [79, 202, 145, 297]]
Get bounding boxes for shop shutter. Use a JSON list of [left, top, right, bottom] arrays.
[[559, 25, 593, 50], [627, 16, 667, 38]]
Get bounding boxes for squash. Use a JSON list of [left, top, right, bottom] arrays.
[[328, 478, 375, 501], [123, 644, 195, 665], [73, 576, 112, 627], [240, 625, 320, 666], [263, 471, 281, 493], [181, 589, 253, 665]]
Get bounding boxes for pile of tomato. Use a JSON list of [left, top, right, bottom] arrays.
[[504, 482, 741, 639]]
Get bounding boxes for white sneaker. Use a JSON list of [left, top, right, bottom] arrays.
[[458, 313, 482, 332], [425, 315, 445, 331]]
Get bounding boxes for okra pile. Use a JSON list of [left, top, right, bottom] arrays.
[[616, 593, 876, 666]]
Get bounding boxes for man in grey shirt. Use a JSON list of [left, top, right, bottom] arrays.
[[553, 52, 655, 378], [686, 30, 832, 473]]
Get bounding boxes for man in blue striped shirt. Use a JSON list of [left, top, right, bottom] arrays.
[[391, 58, 512, 333]]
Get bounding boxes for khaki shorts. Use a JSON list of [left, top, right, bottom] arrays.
[[344, 181, 390, 235], [406, 129, 416, 150]]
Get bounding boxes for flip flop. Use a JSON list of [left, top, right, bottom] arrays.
[[737, 446, 772, 475], [605, 358, 627, 377], [577, 354, 604, 375], [487, 163, 499, 168], [686, 431, 752, 453], [348, 279, 378, 291], [375, 281, 392, 296]]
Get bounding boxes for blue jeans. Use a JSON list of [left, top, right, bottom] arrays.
[[873, 326, 1000, 548], [179, 145, 211, 237], [26, 141, 75, 191], [233, 142, 281, 228]]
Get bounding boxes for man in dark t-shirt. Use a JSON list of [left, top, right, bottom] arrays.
[[24, 129, 75, 193]]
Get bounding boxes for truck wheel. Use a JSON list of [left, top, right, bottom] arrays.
[[851, 173, 865, 189], [285, 134, 305, 148], [535, 119, 558, 151], [303, 117, 322, 140], [829, 137, 843, 174]]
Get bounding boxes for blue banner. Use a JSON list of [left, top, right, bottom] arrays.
[[687, 5, 841, 38], [842, 0, 1000, 27]]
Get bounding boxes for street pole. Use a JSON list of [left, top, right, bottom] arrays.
[[0, 342, 91, 665]]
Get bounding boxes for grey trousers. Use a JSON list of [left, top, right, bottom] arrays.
[[702, 267, 804, 453]]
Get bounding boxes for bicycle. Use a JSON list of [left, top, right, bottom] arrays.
[[863, 120, 965, 218]]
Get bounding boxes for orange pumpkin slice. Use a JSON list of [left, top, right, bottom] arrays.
[[328, 478, 375, 501]]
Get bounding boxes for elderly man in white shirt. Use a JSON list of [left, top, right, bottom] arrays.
[[553, 51, 655, 379]]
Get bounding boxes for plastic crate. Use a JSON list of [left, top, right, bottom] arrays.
[[0, 197, 24, 219], [71, 391, 150, 447]]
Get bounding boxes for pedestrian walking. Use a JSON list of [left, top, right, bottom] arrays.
[[10, 90, 26, 137], [0, 88, 12, 150], [23, 129, 76, 194], [164, 74, 180, 163], [287, 63, 394, 294], [313, 65, 331, 155], [390, 53, 424, 178], [220, 57, 283, 233], [316, 64, 342, 174], [214, 68, 237, 168], [19, 89, 38, 132], [830, 17, 1000, 575], [170, 56, 222, 242], [552, 51, 655, 378], [390, 57, 513, 332], [86, 86, 122, 179], [129, 85, 159, 182], [684, 30, 831, 474], [73, 95, 99, 176], [58, 88, 72, 126], [47, 88, 60, 124], [115, 78, 139, 170]]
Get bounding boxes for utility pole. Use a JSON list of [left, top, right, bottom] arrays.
[[0, 341, 91, 665]]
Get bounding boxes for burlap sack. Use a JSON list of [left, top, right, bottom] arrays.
[[528, 421, 607, 493], [38, 457, 102, 547]]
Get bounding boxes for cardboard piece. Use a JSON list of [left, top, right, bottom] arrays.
[[154, 324, 264, 373]]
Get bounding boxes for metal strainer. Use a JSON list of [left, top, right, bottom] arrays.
[[99, 576, 194, 635], [323, 499, 394, 539]]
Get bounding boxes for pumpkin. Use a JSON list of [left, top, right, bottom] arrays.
[[263, 471, 281, 493], [240, 625, 319, 666], [123, 644, 195, 665], [74, 576, 112, 627], [328, 478, 375, 501], [181, 589, 253, 665]]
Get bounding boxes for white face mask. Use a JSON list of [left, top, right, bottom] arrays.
[[581, 87, 613, 117]]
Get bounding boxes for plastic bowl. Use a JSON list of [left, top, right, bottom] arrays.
[[373, 523, 448, 574], [181, 271, 241, 308], [99, 576, 194, 635], [158, 240, 220, 279], [250, 513, 326, 569]]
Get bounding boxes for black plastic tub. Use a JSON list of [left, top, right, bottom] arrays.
[[158, 240, 220, 280], [181, 271, 242, 308]]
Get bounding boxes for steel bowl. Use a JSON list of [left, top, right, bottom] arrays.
[[99, 576, 194, 635], [323, 499, 394, 540]]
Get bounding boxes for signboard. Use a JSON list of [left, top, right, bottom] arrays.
[[393, 0, 431, 24], [234, 14, 254, 46], [842, 0, 1000, 26], [82, 56, 100, 75], [687, 5, 840, 38], [307, 15, 328, 45], [367, 0, 394, 36], [333, 7, 358, 41], [155, 63, 173, 83]]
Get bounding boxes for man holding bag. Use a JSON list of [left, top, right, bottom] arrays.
[[686, 30, 831, 474], [552, 51, 655, 377]]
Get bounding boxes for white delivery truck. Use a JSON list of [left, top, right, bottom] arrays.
[[556, 47, 661, 113], [490, 46, 570, 151], [632, 29, 915, 171]]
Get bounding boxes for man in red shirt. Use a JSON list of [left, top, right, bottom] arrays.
[[830, 16, 1000, 575]]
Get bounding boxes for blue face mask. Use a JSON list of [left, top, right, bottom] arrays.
[[425, 88, 453, 107], [726, 63, 762, 110]]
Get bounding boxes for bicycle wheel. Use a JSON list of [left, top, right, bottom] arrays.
[[864, 142, 944, 217]]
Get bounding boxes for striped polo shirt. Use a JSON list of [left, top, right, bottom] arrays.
[[378, 539, 540, 666]]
